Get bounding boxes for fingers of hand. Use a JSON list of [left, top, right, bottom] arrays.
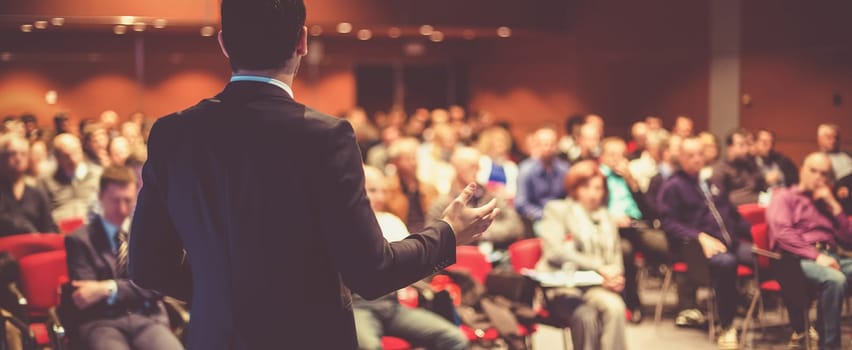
[[455, 183, 477, 206]]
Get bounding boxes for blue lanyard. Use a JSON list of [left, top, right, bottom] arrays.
[[230, 75, 294, 98]]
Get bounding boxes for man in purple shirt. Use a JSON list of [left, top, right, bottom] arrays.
[[767, 152, 852, 349], [658, 136, 753, 349]]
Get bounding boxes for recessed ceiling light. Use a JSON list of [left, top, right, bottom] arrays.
[[34, 21, 48, 30], [337, 22, 352, 34], [0, 52, 11, 62], [357, 29, 372, 41], [419, 25, 434, 36], [309, 25, 323, 36], [133, 22, 146, 32], [430, 31, 444, 43], [200, 26, 215, 37], [153, 19, 167, 29], [497, 26, 512, 38], [113, 25, 127, 35], [50, 17, 64, 26], [20, 24, 33, 33]]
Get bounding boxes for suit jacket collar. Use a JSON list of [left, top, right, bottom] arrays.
[[89, 215, 118, 278], [214, 81, 295, 105]]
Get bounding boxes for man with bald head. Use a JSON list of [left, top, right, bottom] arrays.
[[568, 122, 602, 163], [768, 152, 852, 349], [429, 147, 523, 250], [658, 136, 753, 349], [40, 133, 102, 223], [516, 127, 570, 222]]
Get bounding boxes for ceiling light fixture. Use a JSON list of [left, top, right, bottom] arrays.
[[357, 29, 372, 41], [337, 22, 352, 34]]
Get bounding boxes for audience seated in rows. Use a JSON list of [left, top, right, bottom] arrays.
[[384, 137, 439, 233], [40, 134, 101, 224], [711, 128, 767, 206], [515, 127, 569, 223]]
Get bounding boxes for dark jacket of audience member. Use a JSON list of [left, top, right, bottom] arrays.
[[711, 158, 767, 206], [658, 170, 752, 244]]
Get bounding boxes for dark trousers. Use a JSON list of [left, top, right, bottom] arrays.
[[619, 226, 669, 310], [77, 312, 183, 350], [707, 241, 753, 328]]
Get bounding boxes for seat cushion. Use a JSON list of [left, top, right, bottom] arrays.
[[29, 323, 49, 346], [760, 280, 781, 292], [381, 336, 411, 350]]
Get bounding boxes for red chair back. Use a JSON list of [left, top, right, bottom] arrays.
[[751, 223, 771, 269], [508, 238, 542, 273], [58, 217, 85, 234], [447, 246, 492, 284], [0, 234, 65, 260], [738, 204, 766, 226], [18, 250, 68, 311], [381, 336, 412, 350]]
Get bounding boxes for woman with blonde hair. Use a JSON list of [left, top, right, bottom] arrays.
[[476, 126, 519, 201]]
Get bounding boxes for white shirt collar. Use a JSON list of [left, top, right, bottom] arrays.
[[230, 75, 294, 99]]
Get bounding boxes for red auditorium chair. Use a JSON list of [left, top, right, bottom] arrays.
[[737, 203, 766, 226], [447, 246, 536, 347], [507, 238, 571, 350], [740, 223, 813, 348], [18, 250, 68, 349], [381, 336, 412, 350], [58, 217, 86, 235], [0, 234, 65, 260]]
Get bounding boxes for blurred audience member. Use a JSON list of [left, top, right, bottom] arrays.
[[109, 137, 131, 167], [121, 121, 145, 147], [535, 160, 627, 350], [585, 114, 605, 136], [558, 114, 586, 161], [627, 121, 648, 160], [516, 127, 570, 222], [346, 108, 380, 160], [82, 122, 111, 169], [428, 147, 523, 250], [99, 110, 120, 139], [417, 123, 458, 195], [817, 124, 852, 180], [645, 116, 668, 139], [599, 137, 668, 321], [629, 130, 665, 193], [54, 113, 72, 136], [366, 126, 401, 171], [41, 134, 102, 223], [570, 122, 602, 163], [21, 114, 44, 142], [672, 116, 694, 138], [711, 129, 766, 206], [476, 126, 519, 201], [385, 138, 439, 233], [768, 152, 851, 349], [658, 136, 753, 349], [0, 134, 57, 236], [26, 139, 54, 185], [752, 129, 798, 189]]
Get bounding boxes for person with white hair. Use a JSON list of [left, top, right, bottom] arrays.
[[0, 134, 57, 235], [817, 124, 852, 180]]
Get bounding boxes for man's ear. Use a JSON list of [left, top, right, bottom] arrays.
[[217, 31, 229, 59], [296, 26, 308, 57]]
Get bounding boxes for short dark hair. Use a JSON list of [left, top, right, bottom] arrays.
[[564, 114, 585, 134], [221, 0, 307, 71], [725, 128, 750, 146], [100, 166, 138, 193]]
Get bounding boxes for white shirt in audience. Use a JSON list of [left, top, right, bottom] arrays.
[[376, 211, 410, 242]]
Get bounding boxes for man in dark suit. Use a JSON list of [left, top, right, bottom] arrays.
[[65, 166, 182, 350], [127, 1, 497, 349]]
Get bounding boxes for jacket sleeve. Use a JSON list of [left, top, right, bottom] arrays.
[[658, 181, 701, 242], [515, 165, 542, 221], [128, 119, 192, 302], [314, 120, 456, 300]]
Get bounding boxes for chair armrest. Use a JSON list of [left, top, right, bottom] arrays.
[[1, 308, 36, 349], [752, 247, 781, 260], [46, 307, 66, 350]]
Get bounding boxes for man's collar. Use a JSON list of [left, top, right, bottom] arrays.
[[230, 75, 294, 99]]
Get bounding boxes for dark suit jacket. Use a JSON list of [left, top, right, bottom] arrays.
[[128, 81, 457, 350], [65, 216, 165, 325]]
